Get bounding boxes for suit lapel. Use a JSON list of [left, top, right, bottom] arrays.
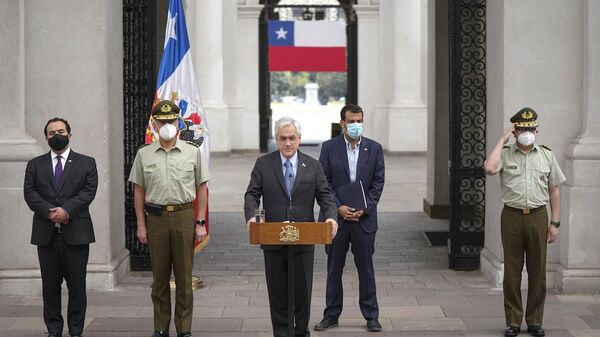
[[272, 152, 288, 196], [57, 151, 76, 192], [291, 151, 306, 196], [43, 152, 57, 192], [335, 136, 351, 181], [356, 138, 369, 179]]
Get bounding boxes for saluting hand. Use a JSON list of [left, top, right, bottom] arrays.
[[501, 126, 513, 145]]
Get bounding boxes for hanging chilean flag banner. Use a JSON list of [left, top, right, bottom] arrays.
[[145, 0, 211, 254], [268, 20, 347, 72]]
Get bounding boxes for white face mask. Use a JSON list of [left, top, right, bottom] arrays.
[[159, 123, 178, 141], [517, 131, 535, 146]]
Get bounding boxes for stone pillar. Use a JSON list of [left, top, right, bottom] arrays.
[[482, 0, 585, 290], [560, 0, 600, 294], [0, 0, 127, 294], [354, 2, 380, 143], [387, 0, 428, 152], [188, 0, 230, 153], [424, 0, 450, 219]]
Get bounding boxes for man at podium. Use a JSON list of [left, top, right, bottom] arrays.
[[244, 117, 338, 337]]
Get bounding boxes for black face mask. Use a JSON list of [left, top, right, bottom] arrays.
[[47, 134, 69, 151]]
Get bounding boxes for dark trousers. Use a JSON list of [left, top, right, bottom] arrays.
[[147, 208, 195, 333], [501, 206, 548, 327], [324, 221, 378, 319], [37, 231, 89, 336], [263, 248, 314, 337]]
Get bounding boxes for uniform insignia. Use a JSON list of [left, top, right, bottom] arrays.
[[186, 140, 200, 147], [521, 111, 534, 119], [503, 145, 510, 149], [507, 165, 517, 170], [540, 175, 546, 182], [160, 103, 172, 113], [302, 163, 306, 167], [540, 144, 552, 151]]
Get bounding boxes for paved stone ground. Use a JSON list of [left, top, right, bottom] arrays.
[[2, 152, 599, 336]]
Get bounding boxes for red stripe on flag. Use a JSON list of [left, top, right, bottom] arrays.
[[268, 46, 346, 72]]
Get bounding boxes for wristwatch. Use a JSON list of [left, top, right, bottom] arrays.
[[196, 219, 206, 226], [550, 220, 560, 228]]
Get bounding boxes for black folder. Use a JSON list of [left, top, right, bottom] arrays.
[[334, 180, 368, 211]]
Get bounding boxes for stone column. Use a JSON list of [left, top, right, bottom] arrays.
[[187, 0, 230, 153], [482, 0, 585, 290], [354, 2, 380, 143], [424, 0, 450, 218], [233, 2, 262, 152], [560, 0, 600, 294], [387, 0, 428, 152], [0, 0, 127, 294]]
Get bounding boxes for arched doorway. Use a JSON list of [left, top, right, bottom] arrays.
[[258, 0, 357, 152]]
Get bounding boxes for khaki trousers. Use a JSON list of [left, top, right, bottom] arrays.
[[147, 208, 195, 333], [501, 205, 548, 327]]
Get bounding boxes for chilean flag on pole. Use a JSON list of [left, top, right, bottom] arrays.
[[145, 0, 211, 253], [268, 20, 347, 72]]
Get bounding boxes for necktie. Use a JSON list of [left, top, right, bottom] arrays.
[[284, 160, 294, 197], [54, 155, 63, 187]]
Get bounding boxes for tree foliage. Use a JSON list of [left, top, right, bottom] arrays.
[[270, 71, 346, 104]]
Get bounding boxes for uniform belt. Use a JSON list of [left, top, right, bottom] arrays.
[[504, 205, 546, 215], [161, 202, 194, 212]]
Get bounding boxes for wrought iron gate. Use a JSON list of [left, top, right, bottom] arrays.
[[448, 0, 487, 270], [123, 0, 157, 271]]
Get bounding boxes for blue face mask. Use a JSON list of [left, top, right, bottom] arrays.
[[345, 122, 363, 140]]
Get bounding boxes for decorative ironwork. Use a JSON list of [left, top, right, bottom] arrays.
[[123, 0, 156, 270], [448, 0, 486, 270]]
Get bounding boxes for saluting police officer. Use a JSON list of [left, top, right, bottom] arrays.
[[484, 107, 566, 337], [128, 100, 210, 337]]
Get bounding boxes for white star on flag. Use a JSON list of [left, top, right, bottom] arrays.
[[164, 13, 177, 47], [275, 27, 288, 40]]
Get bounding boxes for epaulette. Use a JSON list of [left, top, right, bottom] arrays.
[[138, 143, 150, 150], [186, 140, 200, 148], [540, 144, 552, 151]]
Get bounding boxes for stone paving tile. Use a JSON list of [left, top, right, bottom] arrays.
[[222, 306, 270, 318], [0, 317, 19, 329], [390, 317, 468, 330], [0, 305, 42, 317], [460, 317, 506, 330], [568, 328, 600, 337], [86, 305, 142, 318], [580, 316, 600, 329]]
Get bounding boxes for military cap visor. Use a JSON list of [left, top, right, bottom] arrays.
[[152, 100, 181, 120], [510, 107, 538, 127]]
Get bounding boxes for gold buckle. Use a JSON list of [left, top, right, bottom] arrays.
[[166, 205, 175, 212], [523, 208, 530, 214]]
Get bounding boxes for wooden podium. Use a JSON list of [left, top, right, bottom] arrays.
[[249, 222, 332, 337]]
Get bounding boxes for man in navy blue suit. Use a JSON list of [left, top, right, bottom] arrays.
[[315, 104, 385, 333]]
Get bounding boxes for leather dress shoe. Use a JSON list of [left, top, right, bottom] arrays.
[[177, 332, 192, 337], [152, 331, 169, 337], [314, 317, 339, 331], [527, 326, 545, 337], [504, 326, 521, 337], [48, 334, 61, 337], [366, 318, 382, 332]]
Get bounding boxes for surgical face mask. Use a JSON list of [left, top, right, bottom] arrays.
[[47, 134, 69, 151], [345, 122, 363, 140], [517, 131, 535, 147], [159, 123, 178, 141]]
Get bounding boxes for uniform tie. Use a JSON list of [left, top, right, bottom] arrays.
[[284, 160, 294, 197], [54, 155, 63, 187]]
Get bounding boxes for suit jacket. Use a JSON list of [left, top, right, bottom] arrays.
[[24, 150, 98, 246], [318, 135, 385, 233], [244, 150, 337, 251]]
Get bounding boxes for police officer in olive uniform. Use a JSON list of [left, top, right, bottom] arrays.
[[484, 107, 566, 337], [129, 100, 210, 337]]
